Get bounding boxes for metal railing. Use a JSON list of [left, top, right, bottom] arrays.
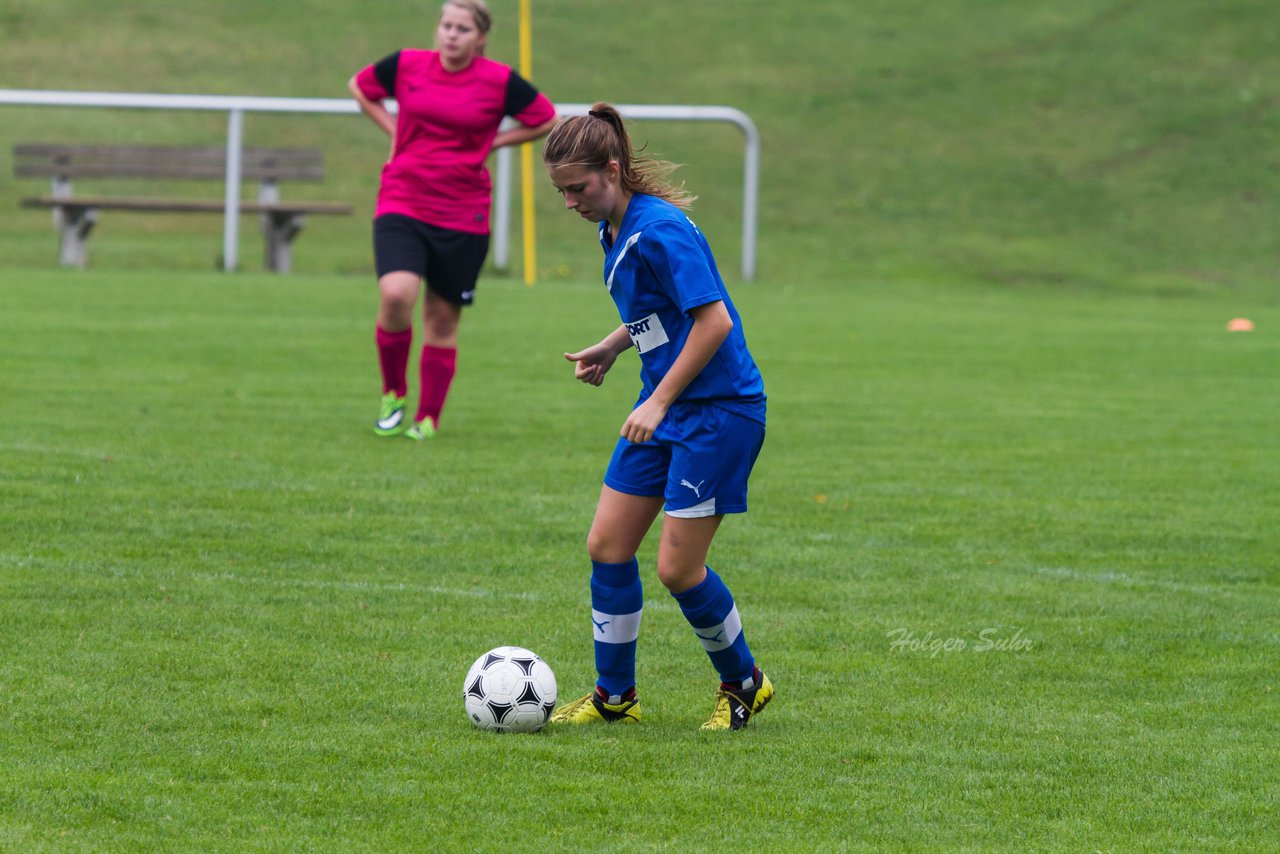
[[0, 89, 759, 279]]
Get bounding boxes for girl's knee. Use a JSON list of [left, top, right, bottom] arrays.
[[656, 561, 705, 594], [586, 530, 630, 565]]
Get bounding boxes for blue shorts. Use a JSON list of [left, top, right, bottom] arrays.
[[604, 402, 765, 518]]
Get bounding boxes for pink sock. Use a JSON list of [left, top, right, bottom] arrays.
[[376, 326, 413, 397], [417, 344, 457, 428]]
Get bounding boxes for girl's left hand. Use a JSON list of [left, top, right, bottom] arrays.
[[621, 397, 668, 444]]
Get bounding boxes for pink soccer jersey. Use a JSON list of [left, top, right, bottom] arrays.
[[356, 50, 556, 234]]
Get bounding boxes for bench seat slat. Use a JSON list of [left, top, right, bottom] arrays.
[[13, 144, 326, 181], [20, 196, 353, 215]]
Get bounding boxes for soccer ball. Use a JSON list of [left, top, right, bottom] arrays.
[[462, 646, 557, 733]]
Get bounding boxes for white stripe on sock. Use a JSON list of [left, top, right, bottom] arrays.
[[592, 608, 642, 644], [692, 605, 742, 652]]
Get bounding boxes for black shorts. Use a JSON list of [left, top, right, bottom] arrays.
[[373, 214, 490, 306]]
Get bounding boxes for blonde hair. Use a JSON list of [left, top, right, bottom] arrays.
[[440, 0, 492, 53], [542, 102, 696, 209]]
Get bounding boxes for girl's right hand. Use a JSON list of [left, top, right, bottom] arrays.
[[563, 345, 616, 386]]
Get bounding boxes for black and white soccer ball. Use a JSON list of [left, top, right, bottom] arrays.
[[463, 646, 558, 733]]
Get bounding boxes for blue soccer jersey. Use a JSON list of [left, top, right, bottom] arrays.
[[599, 194, 766, 423]]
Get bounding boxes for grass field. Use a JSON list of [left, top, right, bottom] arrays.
[[3, 0, 1280, 849], [2, 269, 1277, 849]]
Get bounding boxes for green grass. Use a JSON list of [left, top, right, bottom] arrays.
[[2, 269, 1278, 849]]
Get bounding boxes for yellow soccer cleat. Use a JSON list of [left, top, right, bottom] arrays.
[[701, 670, 774, 731], [550, 691, 642, 724]]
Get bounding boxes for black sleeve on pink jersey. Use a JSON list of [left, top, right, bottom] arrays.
[[504, 71, 541, 117], [373, 51, 401, 97]]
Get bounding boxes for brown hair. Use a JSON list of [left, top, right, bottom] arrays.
[[542, 102, 696, 209]]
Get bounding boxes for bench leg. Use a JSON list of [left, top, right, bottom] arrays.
[[263, 212, 305, 273], [58, 205, 98, 269]]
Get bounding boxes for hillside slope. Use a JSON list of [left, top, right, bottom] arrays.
[[2, 0, 1277, 295]]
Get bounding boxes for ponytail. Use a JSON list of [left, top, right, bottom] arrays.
[[543, 102, 696, 209]]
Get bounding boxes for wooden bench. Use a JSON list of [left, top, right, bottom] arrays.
[[14, 143, 354, 272]]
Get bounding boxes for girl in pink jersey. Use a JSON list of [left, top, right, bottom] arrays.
[[349, 0, 557, 439]]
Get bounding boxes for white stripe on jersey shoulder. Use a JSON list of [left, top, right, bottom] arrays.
[[606, 232, 643, 292]]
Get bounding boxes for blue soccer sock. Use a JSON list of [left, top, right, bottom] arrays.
[[590, 558, 643, 700], [671, 566, 755, 685]]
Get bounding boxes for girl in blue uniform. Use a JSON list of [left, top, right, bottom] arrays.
[[543, 103, 773, 730]]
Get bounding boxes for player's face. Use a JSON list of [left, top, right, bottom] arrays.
[[547, 162, 624, 226], [436, 6, 486, 70]]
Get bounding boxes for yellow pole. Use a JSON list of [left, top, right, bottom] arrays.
[[518, 0, 537, 286]]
